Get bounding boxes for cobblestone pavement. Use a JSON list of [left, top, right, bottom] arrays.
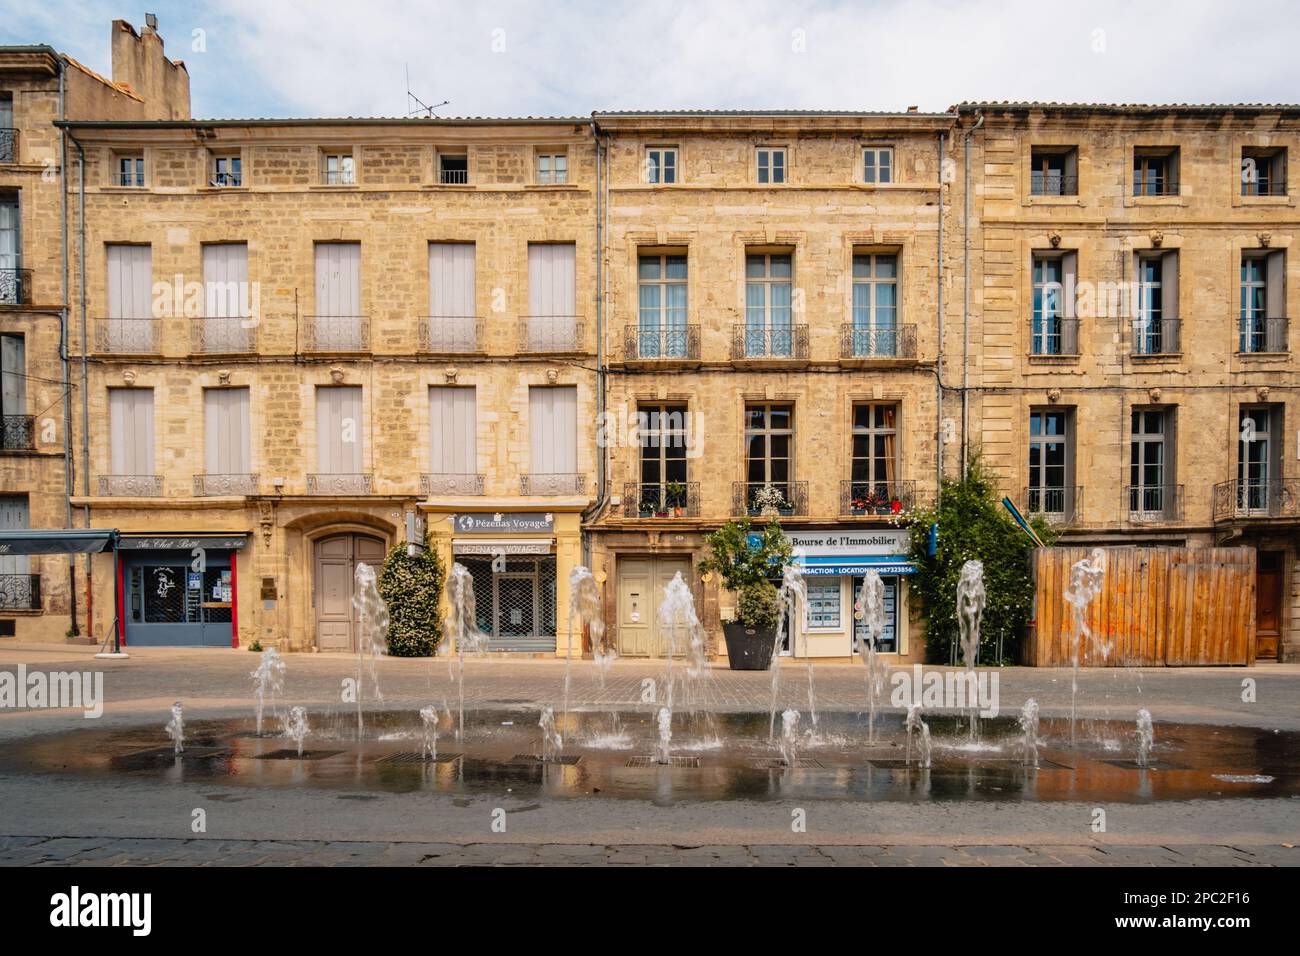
[[2, 834, 1295, 866]]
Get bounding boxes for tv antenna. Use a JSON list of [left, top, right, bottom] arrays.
[[406, 64, 449, 117]]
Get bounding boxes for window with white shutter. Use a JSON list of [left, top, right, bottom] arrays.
[[201, 243, 251, 351], [105, 244, 154, 352], [528, 386, 578, 493], [526, 244, 577, 350], [426, 243, 477, 351], [313, 242, 362, 350]]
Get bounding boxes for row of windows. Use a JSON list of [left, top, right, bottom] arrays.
[[1030, 145, 1288, 197]]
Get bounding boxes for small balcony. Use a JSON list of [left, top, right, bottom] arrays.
[[1213, 479, 1300, 522], [1021, 485, 1082, 524], [1031, 171, 1078, 196], [98, 475, 163, 497], [0, 128, 16, 164], [0, 415, 35, 451], [840, 324, 917, 361], [1126, 484, 1183, 522], [0, 573, 40, 610], [307, 473, 374, 495], [1029, 318, 1079, 356], [1238, 316, 1288, 354], [1131, 318, 1181, 356], [1242, 178, 1286, 197], [622, 324, 701, 364], [303, 315, 370, 353], [731, 325, 809, 362], [518, 316, 583, 354], [732, 481, 809, 518], [0, 268, 32, 306], [420, 473, 485, 496], [94, 317, 158, 354], [193, 473, 259, 496], [520, 473, 586, 496], [624, 481, 700, 518], [438, 162, 469, 185], [840, 479, 915, 517], [191, 316, 258, 354], [419, 316, 483, 353]]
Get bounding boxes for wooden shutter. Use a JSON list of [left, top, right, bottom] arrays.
[[0, 495, 28, 576], [428, 243, 475, 316], [107, 244, 152, 318], [317, 386, 362, 474], [204, 387, 250, 474], [109, 388, 155, 475], [314, 242, 360, 316], [528, 244, 576, 316], [530, 386, 577, 474], [1, 334, 24, 416], [1161, 250, 1179, 320], [1061, 252, 1078, 354], [429, 387, 477, 474]]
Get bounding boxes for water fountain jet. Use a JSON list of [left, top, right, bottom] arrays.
[[955, 560, 986, 741], [352, 563, 390, 739], [164, 701, 184, 754], [768, 565, 807, 740], [858, 571, 891, 743], [283, 705, 309, 757], [250, 647, 286, 736]]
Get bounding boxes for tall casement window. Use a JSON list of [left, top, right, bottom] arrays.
[[757, 147, 786, 184], [1133, 147, 1179, 196], [1241, 147, 1286, 196], [1130, 409, 1172, 517], [1027, 409, 1073, 517], [0, 191, 19, 304], [428, 386, 479, 495], [1135, 250, 1179, 355], [0, 494, 31, 590], [1240, 250, 1287, 353], [200, 387, 253, 495], [1030, 146, 1078, 196], [199, 243, 252, 352], [744, 252, 793, 357], [645, 147, 678, 184], [637, 253, 688, 358], [744, 402, 794, 514], [322, 152, 354, 185], [527, 386, 579, 494], [0, 333, 26, 449], [526, 243, 577, 351], [313, 242, 363, 350], [850, 253, 899, 356], [105, 244, 154, 352], [315, 386, 364, 488], [426, 243, 477, 352], [107, 387, 157, 496], [848, 403, 901, 515], [1031, 252, 1077, 354], [116, 152, 144, 187], [636, 404, 689, 515], [1237, 406, 1283, 514], [862, 147, 893, 184], [0, 94, 13, 163]]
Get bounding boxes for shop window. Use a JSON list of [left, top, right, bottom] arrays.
[[806, 578, 841, 629], [851, 576, 898, 653]]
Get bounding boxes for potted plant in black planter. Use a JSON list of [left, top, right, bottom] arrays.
[[697, 517, 793, 671], [665, 480, 687, 517]]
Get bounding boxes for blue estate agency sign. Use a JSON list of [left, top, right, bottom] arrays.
[[453, 512, 555, 534]]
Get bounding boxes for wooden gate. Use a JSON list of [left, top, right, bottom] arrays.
[[1027, 546, 1256, 666]]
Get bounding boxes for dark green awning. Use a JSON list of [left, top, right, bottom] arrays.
[[0, 529, 119, 555]]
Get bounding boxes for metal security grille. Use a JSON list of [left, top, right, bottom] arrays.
[[458, 556, 556, 652]]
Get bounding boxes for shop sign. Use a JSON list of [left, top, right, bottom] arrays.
[[453, 513, 555, 534]]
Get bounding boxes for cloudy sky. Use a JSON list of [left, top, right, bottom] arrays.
[[2, 0, 1297, 119]]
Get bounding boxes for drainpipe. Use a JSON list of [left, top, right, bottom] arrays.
[[54, 53, 79, 637], [936, 130, 945, 493], [581, 117, 610, 568], [961, 110, 984, 476], [69, 129, 92, 638]]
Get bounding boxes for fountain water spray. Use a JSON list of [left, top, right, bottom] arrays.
[[164, 701, 184, 754], [566, 566, 608, 716], [768, 564, 807, 740], [655, 706, 672, 764], [283, 705, 309, 757], [249, 647, 286, 736], [444, 562, 488, 741], [904, 703, 931, 768], [419, 705, 439, 761], [1019, 698, 1040, 767], [1136, 708, 1155, 768], [858, 571, 890, 744], [779, 709, 801, 767], [955, 560, 986, 740], [658, 572, 708, 716], [1063, 548, 1107, 747], [539, 706, 563, 763], [352, 563, 390, 739]]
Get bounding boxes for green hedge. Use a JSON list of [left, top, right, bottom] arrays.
[[376, 537, 445, 657]]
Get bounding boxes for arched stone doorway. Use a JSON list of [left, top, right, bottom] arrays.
[[314, 532, 386, 651]]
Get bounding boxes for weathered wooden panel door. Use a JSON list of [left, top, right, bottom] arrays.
[[616, 556, 692, 657], [1256, 551, 1283, 660], [315, 533, 385, 651]]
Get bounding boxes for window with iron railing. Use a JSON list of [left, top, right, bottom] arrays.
[[211, 155, 241, 187], [849, 253, 898, 356], [1030, 147, 1078, 196], [322, 153, 354, 185], [1134, 148, 1179, 196], [439, 154, 469, 184], [1240, 251, 1288, 353], [637, 254, 688, 358], [1241, 148, 1287, 196], [1129, 409, 1171, 516], [117, 154, 145, 187]]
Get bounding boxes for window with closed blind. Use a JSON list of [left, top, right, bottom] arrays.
[[526, 386, 579, 494]]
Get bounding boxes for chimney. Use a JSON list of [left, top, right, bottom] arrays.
[[111, 17, 191, 120]]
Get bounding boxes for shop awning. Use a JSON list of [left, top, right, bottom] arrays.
[[794, 555, 918, 576], [0, 529, 120, 555], [118, 534, 250, 551]]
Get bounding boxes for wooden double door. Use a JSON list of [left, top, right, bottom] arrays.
[[314, 533, 386, 652], [616, 556, 692, 657]]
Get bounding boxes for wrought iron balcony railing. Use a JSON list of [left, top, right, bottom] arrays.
[[419, 316, 483, 353], [732, 480, 809, 517], [193, 473, 259, 496], [1031, 171, 1078, 196], [0, 128, 16, 164], [1238, 316, 1288, 354], [420, 473, 485, 496], [840, 479, 916, 516], [307, 473, 374, 495], [1126, 484, 1183, 522], [1021, 485, 1082, 524], [439, 166, 469, 184], [624, 481, 700, 518], [518, 316, 583, 353], [1029, 317, 1079, 356], [94, 317, 158, 353], [0, 268, 32, 305], [1241, 179, 1287, 197], [1213, 478, 1300, 521], [840, 324, 917, 360], [520, 473, 586, 495], [623, 324, 700, 362], [191, 316, 258, 353], [209, 171, 242, 187], [731, 324, 809, 361], [98, 475, 164, 496], [0, 573, 40, 610], [0, 415, 35, 450], [1134, 179, 1179, 197], [303, 315, 370, 352], [1131, 318, 1181, 356]]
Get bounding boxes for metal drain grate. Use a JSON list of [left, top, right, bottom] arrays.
[[255, 749, 344, 761], [125, 746, 230, 760], [1101, 759, 1188, 771], [377, 751, 462, 764], [626, 755, 701, 768], [760, 757, 824, 769], [511, 754, 582, 766]]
